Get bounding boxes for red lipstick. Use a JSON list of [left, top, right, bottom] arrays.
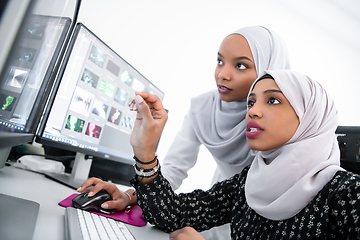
[[246, 122, 263, 139]]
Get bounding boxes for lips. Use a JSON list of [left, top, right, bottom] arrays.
[[246, 122, 263, 139], [217, 84, 232, 94]]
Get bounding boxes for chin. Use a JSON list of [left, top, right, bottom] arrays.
[[246, 141, 258, 151], [247, 141, 272, 151], [219, 95, 237, 102]]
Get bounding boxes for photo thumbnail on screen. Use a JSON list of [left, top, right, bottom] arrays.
[[114, 88, 128, 106], [0, 94, 16, 112], [89, 45, 106, 68], [81, 68, 99, 88], [65, 115, 85, 133], [99, 80, 115, 97], [108, 107, 121, 125], [91, 99, 108, 119], [69, 87, 94, 116], [85, 122, 102, 139]]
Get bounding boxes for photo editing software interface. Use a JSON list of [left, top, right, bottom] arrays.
[[38, 23, 164, 164], [0, 15, 71, 134]]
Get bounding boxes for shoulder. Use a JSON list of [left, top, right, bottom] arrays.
[[327, 170, 360, 200], [331, 170, 360, 188], [222, 166, 250, 187], [208, 166, 250, 196]]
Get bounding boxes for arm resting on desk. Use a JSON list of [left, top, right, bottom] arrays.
[[131, 171, 241, 233]]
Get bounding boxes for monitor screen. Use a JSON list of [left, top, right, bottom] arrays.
[[36, 23, 164, 188], [0, 0, 74, 169], [0, 15, 71, 139]]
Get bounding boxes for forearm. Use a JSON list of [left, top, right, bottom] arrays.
[[132, 171, 236, 233], [132, 173, 191, 233]]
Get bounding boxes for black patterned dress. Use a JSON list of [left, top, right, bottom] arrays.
[[131, 167, 360, 239]]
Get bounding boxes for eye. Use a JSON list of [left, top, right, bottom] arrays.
[[247, 100, 255, 108], [268, 97, 280, 105], [236, 63, 246, 70], [217, 58, 223, 65]]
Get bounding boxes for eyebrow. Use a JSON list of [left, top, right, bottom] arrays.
[[217, 52, 253, 62], [264, 89, 282, 94], [249, 89, 283, 97]]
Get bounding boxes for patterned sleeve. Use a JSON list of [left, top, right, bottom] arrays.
[[131, 169, 246, 233], [330, 172, 360, 238]]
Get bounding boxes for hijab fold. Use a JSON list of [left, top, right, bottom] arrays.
[[187, 26, 290, 166], [245, 70, 343, 220]]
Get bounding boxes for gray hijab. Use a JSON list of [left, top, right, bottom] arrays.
[[245, 70, 343, 220], [187, 26, 290, 165]]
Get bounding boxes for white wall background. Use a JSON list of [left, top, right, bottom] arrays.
[[77, 0, 360, 193]]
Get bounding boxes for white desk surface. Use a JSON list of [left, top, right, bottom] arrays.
[[0, 165, 169, 240]]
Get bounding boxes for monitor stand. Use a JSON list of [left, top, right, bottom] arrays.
[[45, 152, 92, 189]]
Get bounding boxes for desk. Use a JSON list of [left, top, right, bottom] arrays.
[[0, 165, 169, 240]]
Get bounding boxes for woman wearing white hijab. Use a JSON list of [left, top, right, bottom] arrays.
[[127, 69, 360, 239], [162, 26, 290, 191]]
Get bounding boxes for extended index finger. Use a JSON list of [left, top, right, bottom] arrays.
[[77, 177, 103, 192]]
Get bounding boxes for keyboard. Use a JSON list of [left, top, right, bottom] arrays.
[[65, 207, 136, 240]]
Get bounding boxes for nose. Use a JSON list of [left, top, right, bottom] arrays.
[[247, 103, 263, 119], [217, 65, 231, 81]]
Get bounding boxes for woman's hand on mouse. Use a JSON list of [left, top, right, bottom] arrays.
[[77, 177, 135, 211]]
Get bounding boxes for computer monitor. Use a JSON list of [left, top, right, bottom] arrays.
[[0, 1, 78, 239], [0, 0, 75, 168], [35, 23, 165, 189]]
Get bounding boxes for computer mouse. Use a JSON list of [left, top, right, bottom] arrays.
[[72, 190, 115, 215]]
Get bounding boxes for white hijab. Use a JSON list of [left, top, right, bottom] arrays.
[[188, 26, 290, 165], [245, 70, 343, 220]]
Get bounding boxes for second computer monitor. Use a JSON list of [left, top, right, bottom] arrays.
[[36, 23, 164, 188]]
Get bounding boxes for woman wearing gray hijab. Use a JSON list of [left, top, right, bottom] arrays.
[[129, 70, 359, 239]]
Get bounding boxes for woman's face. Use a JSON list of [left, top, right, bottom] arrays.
[[245, 78, 299, 151], [214, 34, 257, 102]]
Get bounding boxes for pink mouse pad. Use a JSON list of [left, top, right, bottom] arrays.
[[58, 193, 147, 227]]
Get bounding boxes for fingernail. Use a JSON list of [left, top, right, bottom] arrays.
[[77, 187, 82, 191], [102, 203, 108, 208], [88, 191, 94, 197], [135, 95, 144, 104]]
